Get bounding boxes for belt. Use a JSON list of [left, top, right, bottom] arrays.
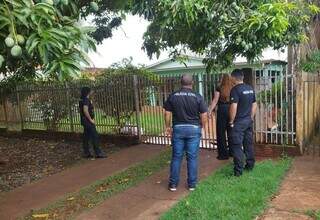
[[173, 124, 200, 128]]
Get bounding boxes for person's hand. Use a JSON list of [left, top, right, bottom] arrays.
[[91, 119, 95, 125], [165, 127, 172, 136]]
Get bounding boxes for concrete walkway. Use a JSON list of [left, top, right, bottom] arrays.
[[76, 150, 228, 220], [260, 156, 320, 220], [0, 144, 165, 220]]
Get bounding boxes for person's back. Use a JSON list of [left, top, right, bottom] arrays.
[[164, 88, 207, 126], [164, 74, 208, 192], [229, 69, 257, 177], [230, 83, 256, 121]]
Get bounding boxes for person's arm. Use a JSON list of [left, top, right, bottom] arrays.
[[163, 95, 173, 136], [200, 112, 208, 128], [208, 91, 220, 118], [229, 88, 239, 126], [229, 103, 237, 125], [164, 110, 172, 136], [251, 102, 258, 120], [199, 96, 209, 128], [83, 105, 95, 124]]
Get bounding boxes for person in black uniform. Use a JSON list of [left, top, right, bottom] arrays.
[[229, 69, 257, 176], [79, 87, 106, 159], [164, 74, 208, 191], [208, 74, 235, 160]]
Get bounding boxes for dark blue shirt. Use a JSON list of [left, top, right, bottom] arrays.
[[230, 83, 256, 121], [164, 88, 208, 126], [79, 97, 95, 125]]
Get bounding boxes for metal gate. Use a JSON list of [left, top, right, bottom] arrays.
[[254, 65, 296, 146], [137, 73, 222, 149], [138, 66, 296, 148]]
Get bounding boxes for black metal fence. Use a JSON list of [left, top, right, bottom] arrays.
[[0, 70, 299, 148]]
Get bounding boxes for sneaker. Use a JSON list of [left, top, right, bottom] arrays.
[[168, 184, 177, 192], [95, 154, 107, 159], [189, 187, 196, 191]]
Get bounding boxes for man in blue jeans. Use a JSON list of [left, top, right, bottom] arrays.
[[164, 74, 208, 191]]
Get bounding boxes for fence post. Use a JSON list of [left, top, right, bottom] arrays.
[[1, 89, 8, 129], [133, 75, 142, 142], [65, 82, 74, 132], [16, 86, 24, 131]]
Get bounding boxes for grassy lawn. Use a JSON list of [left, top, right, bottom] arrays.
[[23, 148, 171, 220], [23, 108, 165, 135], [161, 158, 292, 220]]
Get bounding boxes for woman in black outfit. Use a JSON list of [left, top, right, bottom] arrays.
[[79, 87, 106, 158], [208, 74, 235, 160]]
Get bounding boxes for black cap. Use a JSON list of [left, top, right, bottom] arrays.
[[231, 69, 244, 78]]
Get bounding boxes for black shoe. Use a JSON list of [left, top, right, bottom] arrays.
[[244, 165, 253, 171], [234, 172, 242, 177], [83, 154, 94, 159], [217, 156, 229, 160], [95, 154, 107, 159]]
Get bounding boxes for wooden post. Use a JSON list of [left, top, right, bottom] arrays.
[[1, 89, 8, 129], [16, 86, 24, 131], [65, 82, 74, 132], [133, 75, 142, 142]]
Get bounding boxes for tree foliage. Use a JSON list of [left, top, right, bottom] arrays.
[[0, 0, 128, 85], [131, 0, 320, 71], [300, 49, 320, 73]]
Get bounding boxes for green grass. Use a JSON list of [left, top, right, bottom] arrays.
[[23, 109, 165, 135], [161, 158, 292, 220], [305, 210, 320, 219], [23, 148, 171, 220]]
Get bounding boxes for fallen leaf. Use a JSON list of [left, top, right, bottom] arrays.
[[88, 203, 94, 208], [67, 197, 75, 201], [96, 187, 107, 193], [156, 181, 161, 184], [32, 213, 49, 218]]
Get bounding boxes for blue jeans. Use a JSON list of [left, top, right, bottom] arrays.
[[169, 124, 202, 188]]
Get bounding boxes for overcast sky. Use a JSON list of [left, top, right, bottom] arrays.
[[88, 15, 287, 68]]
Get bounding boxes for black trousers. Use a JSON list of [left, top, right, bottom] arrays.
[[229, 118, 255, 174], [216, 103, 231, 158], [82, 123, 102, 156]]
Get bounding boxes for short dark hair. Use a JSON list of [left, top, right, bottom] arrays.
[[181, 74, 193, 86], [231, 69, 244, 81], [81, 87, 91, 99]]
